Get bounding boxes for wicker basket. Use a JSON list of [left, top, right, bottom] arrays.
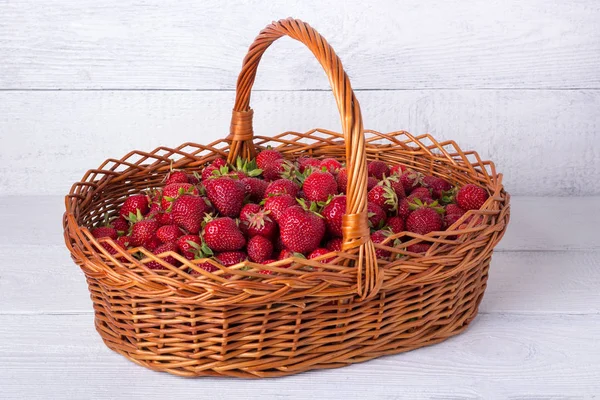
[[63, 18, 510, 378]]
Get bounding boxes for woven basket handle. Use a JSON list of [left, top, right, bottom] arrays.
[[227, 18, 381, 299]]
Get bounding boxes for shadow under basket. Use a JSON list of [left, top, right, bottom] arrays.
[[63, 18, 510, 378]]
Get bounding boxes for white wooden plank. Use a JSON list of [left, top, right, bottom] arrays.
[[1, 90, 599, 196], [1, 313, 598, 399], [1, 244, 598, 315], [1, 196, 598, 250], [1, 0, 599, 90]]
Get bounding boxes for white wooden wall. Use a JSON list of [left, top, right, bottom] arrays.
[[1, 0, 599, 195]]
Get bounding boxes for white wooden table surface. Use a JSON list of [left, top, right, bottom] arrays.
[[1, 195, 599, 399]]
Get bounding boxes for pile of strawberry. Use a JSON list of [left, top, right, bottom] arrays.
[[90, 149, 489, 273]]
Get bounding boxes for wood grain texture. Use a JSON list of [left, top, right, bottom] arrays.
[[1, 90, 599, 196], [2, 196, 599, 251], [1, 313, 599, 399], [1, 0, 599, 90]]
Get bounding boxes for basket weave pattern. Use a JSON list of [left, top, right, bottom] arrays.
[[63, 19, 510, 378]]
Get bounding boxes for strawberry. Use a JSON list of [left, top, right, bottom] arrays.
[[390, 164, 406, 176], [256, 149, 283, 170], [385, 175, 406, 200], [368, 183, 398, 213], [278, 248, 305, 260], [367, 177, 379, 191], [116, 236, 131, 249], [371, 230, 391, 259], [165, 170, 190, 185], [303, 170, 338, 202], [297, 157, 322, 173], [203, 217, 246, 252], [398, 198, 411, 220], [445, 204, 466, 216], [231, 157, 262, 179], [91, 227, 117, 240], [176, 234, 203, 260], [336, 168, 348, 193], [190, 261, 218, 274], [367, 203, 387, 229], [456, 184, 489, 210], [130, 216, 160, 247], [243, 208, 277, 239], [204, 177, 245, 217], [400, 170, 423, 193], [279, 206, 326, 254], [408, 187, 432, 202], [201, 158, 227, 181], [119, 194, 149, 219], [171, 195, 210, 234], [423, 176, 452, 199], [322, 195, 346, 237], [444, 212, 463, 228], [261, 158, 286, 181], [240, 203, 261, 220], [144, 235, 161, 251], [386, 216, 405, 234], [155, 224, 183, 243], [215, 251, 247, 267], [241, 177, 268, 202], [247, 235, 274, 263], [263, 194, 296, 222], [406, 243, 431, 253], [308, 248, 334, 263], [147, 242, 181, 270], [161, 183, 199, 210], [320, 158, 342, 173], [368, 161, 390, 179], [326, 237, 343, 251], [265, 179, 300, 198], [109, 217, 129, 234], [187, 173, 200, 184], [406, 208, 443, 235]]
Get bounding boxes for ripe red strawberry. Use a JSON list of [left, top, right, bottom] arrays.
[[161, 183, 199, 210], [171, 195, 210, 234], [243, 208, 277, 239], [265, 179, 300, 198], [144, 235, 161, 251], [367, 202, 387, 229], [263, 194, 296, 222], [216, 251, 247, 267], [456, 184, 489, 210], [303, 170, 338, 202], [400, 170, 423, 193], [109, 217, 129, 234], [368, 183, 398, 213], [131, 218, 160, 247], [326, 237, 343, 251], [445, 204, 466, 215], [187, 173, 200, 184], [247, 236, 274, 263], [200, 158, 227, 181], [398, 198, 411, 220], [336, 168, 348, 193], [256, 149, 283, 169], [261, 158, 286, 181], [147, 242, 181, 270], [308, 248, 334, 263], [99, 235, 130, 257], [155, 224, 183, 243], [240, 203, 261, 220], [386, 216, 405, 234], [279, 206, 326, 254], [371, 230, 391, 259], [408, 187, 432, 202], [204, 177, 245, 217], [91, 227, 118, 240], [444, 212, 463, 228], [322, 195, 346, 237], [116, 235, 131, 249], [165, 170, 189, 185], [119, 194, 149, 219], [204, 217, 246, 252], [367, 177, 379, 191], [176, 234, 203, 260], [241, 177, 268, 202], [368, 161, 390, 179], [278, 248, 295, 260], [385, 175, 406, 200], [297, 156, 322, 173], [320, 158, 342, 173], [423, 176, 452, 199], [390, 164, 406, 176], [406, 208, 443, 235], [406, 243, 431, 253]]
